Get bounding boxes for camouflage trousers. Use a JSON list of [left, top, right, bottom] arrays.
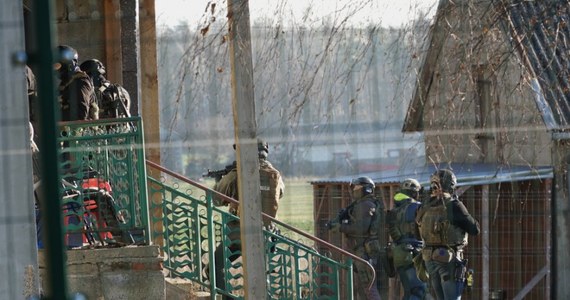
[[354, 247, 381, 300]]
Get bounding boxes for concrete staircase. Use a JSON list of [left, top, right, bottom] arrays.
[[165, 278, 211, 300]]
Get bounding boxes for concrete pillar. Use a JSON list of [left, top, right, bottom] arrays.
[[38, 246, 165, 300]]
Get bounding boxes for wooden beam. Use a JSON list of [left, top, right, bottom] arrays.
[[138, 0, 160, 163], [513, 265, 548, 300], [227, 0, 266, 298], [482, 185, 489, 299], [544, 179, 552, 300], [139, 0, 162, 246]]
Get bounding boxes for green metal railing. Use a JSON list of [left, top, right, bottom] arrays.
[[55, 117, 150, 246], [146, 160, 375, 299]]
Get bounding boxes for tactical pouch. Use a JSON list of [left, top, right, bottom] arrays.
[[364, 239, 382, 256], [452, 258, 467, 281], [430, 247, 453, 263], [393, 243, 414, 268], [451, 258, 468, 294], [382, 244, 396, 278], [413, 254, 429, 282]]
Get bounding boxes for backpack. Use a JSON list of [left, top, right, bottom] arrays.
[[99, 82, 131, 118]]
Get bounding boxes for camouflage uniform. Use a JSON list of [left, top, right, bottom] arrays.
[[80, 58, 130, 119], [94, 81, 131, 119], [210, 156, 284, 299]]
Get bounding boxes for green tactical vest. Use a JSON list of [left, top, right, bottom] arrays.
[[419, 196, 467, 248], [388, 201, 419, 242], [367, 197, 385, 239]]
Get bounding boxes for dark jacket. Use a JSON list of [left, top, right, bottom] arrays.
[[59, 70, 96, 121], [445, 197, 480, 236], [340, 194, 381, 249]]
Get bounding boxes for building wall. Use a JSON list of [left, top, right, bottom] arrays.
[[423, 1, 551, 166], [54, 0, 107, 66], [38, 246, 165, 300]]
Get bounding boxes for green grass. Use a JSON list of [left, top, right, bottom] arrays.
[[278, 178, 315, 236], [191, 177, 315, 236]]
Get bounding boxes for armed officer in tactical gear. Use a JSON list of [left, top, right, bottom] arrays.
[[80, 59, 131, 119], [55, 45, 97, 121], [416, 169, 480, 300], [329, 176, 383, 300], [387, 178, 427, 300], [208, 139, 285, 299]]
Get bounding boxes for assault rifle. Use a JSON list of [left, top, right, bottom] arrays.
[[325, 201, 356, 230], [202, 162, 236, 182]]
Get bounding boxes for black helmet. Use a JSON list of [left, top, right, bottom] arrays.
[[57, 45, 78, 66], [350, 176, 375, 196], [55, 45, 79, 76], [80, 59, 106, 76], [232, 138, 269, 153], [430, 169, 457, 193]]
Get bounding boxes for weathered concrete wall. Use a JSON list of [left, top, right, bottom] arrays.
[[38, 246, 165, 300], [165, 278, 210, 300]]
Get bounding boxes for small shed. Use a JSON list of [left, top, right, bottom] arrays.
[[399, 0, 570, 298], [312, 163, 552, 299]]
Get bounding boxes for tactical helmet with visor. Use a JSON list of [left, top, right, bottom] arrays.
[[55, 45, 79, 74], [430, 169, 457, 193], [350, 176, 375, 197]]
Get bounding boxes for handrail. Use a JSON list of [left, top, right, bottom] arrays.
[[146, 159, 376, 291]]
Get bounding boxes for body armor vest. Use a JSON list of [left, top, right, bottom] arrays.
[[419, 197, 468, 248], [389, 201, 420, 242]]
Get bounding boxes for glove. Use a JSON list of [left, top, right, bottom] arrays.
[[326, 220, 340, 232]]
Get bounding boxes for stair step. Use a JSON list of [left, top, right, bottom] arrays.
[[165, 278, 210, 300]]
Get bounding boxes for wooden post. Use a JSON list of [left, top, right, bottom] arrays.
[[545, 179, 552, 300], [482, 185, 489, 299], [552, 139, 570, 299], [139, 0, 162, 246], [226, 0, 267, 298]]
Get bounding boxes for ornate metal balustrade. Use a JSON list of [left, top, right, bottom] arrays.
[[147, 160, 374, 299], [55, 117, 150, 247]]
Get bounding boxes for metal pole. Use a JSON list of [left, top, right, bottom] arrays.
[[0, 0, 40, 298], [30, 0, 69, 298]]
